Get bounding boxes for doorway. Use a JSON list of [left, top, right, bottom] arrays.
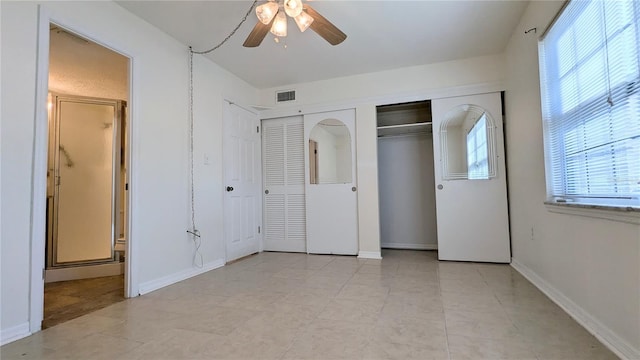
[[376, 101, 438, 251], [42, 23, 130, 328]]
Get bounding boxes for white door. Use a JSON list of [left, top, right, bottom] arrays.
[[223, 102, 262, 262], [262, 116, 306, 252], [431, 92, 510, 263], [305, 109, 358, 255]]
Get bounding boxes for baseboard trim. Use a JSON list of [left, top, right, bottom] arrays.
[[1, 322, 30, 346], [45, 262, 124, 283], [138, 259, 225, 295], [357, 251, 382, 259], [381, 243, 438, 250], [511, 258, 639, 360]]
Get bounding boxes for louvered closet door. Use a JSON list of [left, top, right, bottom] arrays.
[[262, 116, 306, 252]]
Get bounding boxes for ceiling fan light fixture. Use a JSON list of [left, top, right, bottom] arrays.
[[283, 0, 303, 18], [270, 10, 288, 37], [256, 1, 279, 25], [294, 11, 314, 32]]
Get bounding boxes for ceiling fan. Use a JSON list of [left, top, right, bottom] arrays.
[[243, 0, 347, 47]]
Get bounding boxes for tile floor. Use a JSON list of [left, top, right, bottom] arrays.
[[1, 250, 618, 359]]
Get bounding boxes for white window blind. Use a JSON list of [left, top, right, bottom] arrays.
[[467, 114, 489, 179], [539, 0, 640, 207]]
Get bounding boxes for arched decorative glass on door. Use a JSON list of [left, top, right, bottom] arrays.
[[308, 119, 352, 184], [439, 104, 498, 180]]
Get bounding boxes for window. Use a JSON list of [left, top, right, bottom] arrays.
[[539, 0, 640, 208], [467, 113, 489, 179]]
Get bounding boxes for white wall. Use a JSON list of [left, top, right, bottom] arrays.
[[0, 0, 258, 343], [0, 1, 37, 341], [309, 126, 338, 184], [260, 54, 506, 257], [260, 54, 506, 108], [378, 133, 437, 250], [504, 1, 640, 358]]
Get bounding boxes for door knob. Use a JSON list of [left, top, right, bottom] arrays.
[[226, 186, 234, 192], [437, 184, 443, 190]]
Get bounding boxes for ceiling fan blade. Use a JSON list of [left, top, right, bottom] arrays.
[[304, 4, 347, 46], [243, 19, 272, 47]]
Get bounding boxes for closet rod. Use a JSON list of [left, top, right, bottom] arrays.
[[376, 122, 431, 131], [377, 131, 432, 139]]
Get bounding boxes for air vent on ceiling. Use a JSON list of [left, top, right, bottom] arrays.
[[276, 90, 296, 103]]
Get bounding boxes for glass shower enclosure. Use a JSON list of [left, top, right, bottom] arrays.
[[46, 94, 126, 268]]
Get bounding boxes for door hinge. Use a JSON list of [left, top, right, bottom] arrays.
[[42, 268, 46, 280], [258, 226, 261, 234], [257, 126, 260, 133]]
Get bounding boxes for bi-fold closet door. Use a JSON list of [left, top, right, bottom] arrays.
[[261, 109, 358, 255], [262, 116, 307, 252]]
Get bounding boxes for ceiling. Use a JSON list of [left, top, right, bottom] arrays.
[[49, 26, 129, 100], [116, 1, 529, 89]]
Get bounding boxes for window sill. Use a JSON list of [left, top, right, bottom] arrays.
[[544, 201, 640, 225]]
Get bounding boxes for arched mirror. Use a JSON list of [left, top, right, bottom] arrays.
[[308, 119, 352, 184], [439, 104, 497, 180]]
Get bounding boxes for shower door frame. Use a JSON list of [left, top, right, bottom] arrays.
[[47, 94, 125, 268]]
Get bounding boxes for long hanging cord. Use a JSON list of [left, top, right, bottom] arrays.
[[186, 0, 258, 267], [601, 0, 614, 107], [187, 50, 203, 268], [190, 0, 258, 55]]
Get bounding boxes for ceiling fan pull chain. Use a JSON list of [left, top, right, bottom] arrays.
[[190, 0, 259, 55]]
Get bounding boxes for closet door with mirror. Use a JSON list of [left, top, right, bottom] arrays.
[[432, 92, 510, 263], [304, 109, 358, 255]]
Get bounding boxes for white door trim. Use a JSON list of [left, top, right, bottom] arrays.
[[31, 5, 139, 334]]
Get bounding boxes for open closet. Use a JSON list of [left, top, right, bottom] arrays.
[[377, 101, 438, 250], [376, 93, 510, 263]]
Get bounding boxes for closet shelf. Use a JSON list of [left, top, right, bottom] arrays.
[[376, 122, 431, 130], [377, 122, 432, 137]]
